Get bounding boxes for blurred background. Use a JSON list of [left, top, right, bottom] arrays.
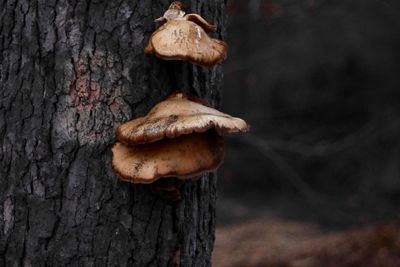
[[213, 0, 400, 266]]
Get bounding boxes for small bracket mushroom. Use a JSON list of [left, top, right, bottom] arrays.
[[145, 1, 228, 67]]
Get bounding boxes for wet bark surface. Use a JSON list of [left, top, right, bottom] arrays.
[[0, 0, 227, 266]]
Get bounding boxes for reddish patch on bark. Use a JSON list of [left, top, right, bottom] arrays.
[[69, 59, 101, 111], [90, 53, 105, 68]]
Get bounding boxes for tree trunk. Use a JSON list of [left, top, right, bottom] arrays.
[[0, 0, 227, 266]]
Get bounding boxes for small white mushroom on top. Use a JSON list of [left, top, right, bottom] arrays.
[[153, 1, 186, 23], [145, 1, 227, 67]]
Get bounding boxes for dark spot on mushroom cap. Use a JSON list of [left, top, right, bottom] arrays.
[[167, 115, 179, 123], [134, 161, 144, 172]]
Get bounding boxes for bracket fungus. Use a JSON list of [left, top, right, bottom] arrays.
[[112, 132, 224, 184], [116, 93, 249, 145], [144, 1, 228, 67], [112, 93, 249, 184]]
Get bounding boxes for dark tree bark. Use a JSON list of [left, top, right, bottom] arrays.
[[0, 0, 227, 266]]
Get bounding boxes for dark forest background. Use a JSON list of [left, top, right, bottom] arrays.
[[220, 0, 400, 224], [214, 0, 400, 265]]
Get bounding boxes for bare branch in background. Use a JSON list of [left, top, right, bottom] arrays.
[[236, 133, 322, 204]]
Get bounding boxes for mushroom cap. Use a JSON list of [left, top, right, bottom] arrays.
[[144, 19, 227, 67], [112, 131, 224, 184], [116, 93, 249, 146]]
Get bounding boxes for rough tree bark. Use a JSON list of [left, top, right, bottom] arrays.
[[0, 0, 227, 266]]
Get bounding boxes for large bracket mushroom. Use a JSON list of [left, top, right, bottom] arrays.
[[144, 1, 228, 67], [112, 93, 249, 186]]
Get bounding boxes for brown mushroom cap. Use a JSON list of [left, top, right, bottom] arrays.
[[112, 131, 224, 184], [116, 93, 249, 146], [144, 19, 227, 67]]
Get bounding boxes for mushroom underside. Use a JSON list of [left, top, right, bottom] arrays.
[[112, 131, 224, 184]]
